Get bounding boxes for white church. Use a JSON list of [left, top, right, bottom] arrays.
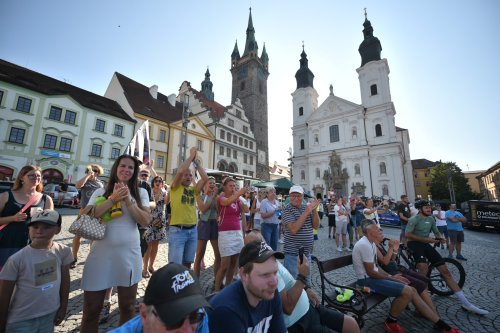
[[291, 14, 415, 202]]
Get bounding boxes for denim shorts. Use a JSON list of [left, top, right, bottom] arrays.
[[168, 225, 197, 264], [357, 277, 405, 297], [6, 311, 56, 333]]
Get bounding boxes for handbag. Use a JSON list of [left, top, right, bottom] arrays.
[[69, 205, 106, 240], [0, 193, 42, 232]]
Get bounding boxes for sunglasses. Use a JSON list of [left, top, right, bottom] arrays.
[[154, 179, 163, 183], [92, 169, 99, 173], [152, 307, 204, 330]]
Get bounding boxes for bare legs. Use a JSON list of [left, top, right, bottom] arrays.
[[214, 254, 238, 292]]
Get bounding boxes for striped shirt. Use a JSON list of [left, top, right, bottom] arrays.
[[282, 203, 314, 256]]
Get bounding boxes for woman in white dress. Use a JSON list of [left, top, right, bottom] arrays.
[[80, 155, 150, 332]]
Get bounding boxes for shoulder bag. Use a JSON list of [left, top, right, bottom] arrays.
[[69, 205, 106, 240]]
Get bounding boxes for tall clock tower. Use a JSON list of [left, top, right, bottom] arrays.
[[230, 8, 270, 180]]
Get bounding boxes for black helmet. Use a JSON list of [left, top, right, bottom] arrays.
[[414, 200, 431, 209]]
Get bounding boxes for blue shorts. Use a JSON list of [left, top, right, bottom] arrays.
[[197, 219, 218, 241], [400, 223, 407, 235], [6, 311, 56, 333], [357, 277, 406, 297], [437, 225, 448, 238], [168, 225, 197, 264]]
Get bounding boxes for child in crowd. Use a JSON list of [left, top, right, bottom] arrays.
[[0, 210, 72, 333]]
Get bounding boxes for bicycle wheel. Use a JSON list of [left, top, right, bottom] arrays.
[[427, 258, 466, 296]]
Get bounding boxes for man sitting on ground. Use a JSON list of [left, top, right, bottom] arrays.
[[109, 263, 210, 333], [245, 230, 360, 333], [353, 219, 460, 333], [208, 240, 286, 332], [405, 200, 488, 315]]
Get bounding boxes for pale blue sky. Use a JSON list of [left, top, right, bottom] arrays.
[[1, 0, 498, 172]]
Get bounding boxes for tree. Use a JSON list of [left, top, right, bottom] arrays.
[[429, 162, 482, 204]]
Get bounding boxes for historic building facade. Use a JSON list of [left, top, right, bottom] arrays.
[[230, 9, 270, 180], [0, 59, 135, 183], [291, 15, 415, 201]]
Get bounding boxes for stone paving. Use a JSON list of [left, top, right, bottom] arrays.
[[53, 209, 500, 332]]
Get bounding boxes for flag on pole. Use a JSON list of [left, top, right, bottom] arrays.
[[125, 120, 150, 165]]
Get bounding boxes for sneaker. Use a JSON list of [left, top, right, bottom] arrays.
[[461, 304, 489, 315], [337, 246, 343, 252], [99, 302, 111, 324], [456, 254, 467, 261], [447, 254, 453, 259], [383, 321, 406, 333], [278, 239, 284, 244], [346, 247, 352, 252]]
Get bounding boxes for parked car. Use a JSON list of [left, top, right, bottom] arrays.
[[0, 180, 14, 193], [378, 209, 401, 227], [43, 183, 79, 207]]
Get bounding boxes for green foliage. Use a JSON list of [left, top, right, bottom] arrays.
[[430, 162, 479, 204]]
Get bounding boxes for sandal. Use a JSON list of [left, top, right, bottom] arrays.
[[148, 266, 155, 274], [142, 270, 150, 278]]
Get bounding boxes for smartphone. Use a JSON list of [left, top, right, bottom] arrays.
[[298, 246, 304, 264]]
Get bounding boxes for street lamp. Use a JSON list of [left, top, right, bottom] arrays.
[[179, 94, 190, 163]]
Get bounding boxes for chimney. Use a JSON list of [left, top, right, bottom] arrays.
[[149, 85, 158, 99], [167, 94, 176, 107]]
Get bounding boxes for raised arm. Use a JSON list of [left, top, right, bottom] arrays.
[[171, 147, 198, 189]]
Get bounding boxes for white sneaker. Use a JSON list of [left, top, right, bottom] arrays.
[[346, 247, 352, 252], [462, 304, 489, 315], [337, 246, 343, 252], [278, 239, 284, 244]]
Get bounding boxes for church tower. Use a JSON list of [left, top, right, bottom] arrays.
[[230, 8, 270, 180]]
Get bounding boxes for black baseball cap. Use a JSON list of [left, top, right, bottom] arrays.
[[143, 263, 210, 327], [239, 240, 284, 267]]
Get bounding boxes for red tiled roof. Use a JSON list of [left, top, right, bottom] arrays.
[[115, 72, 183, 123], [0, 59, 135, 122], [188, 86, 226, 118]]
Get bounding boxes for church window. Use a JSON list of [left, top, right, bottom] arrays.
[[370, 84, 378, 96], [380, 162, 387, 175], [375, 124, 382, 137], [240, 81, 245, 91], [220, 130, 225, 139], [300, 139, 305, 150], [301, 170, 305, 181], [382, 184, 389, 196], [314, 134, 319, 144], [355, 164, 360, 176], [352, 127, 357, 139], [299, 107, 304, 116], [315, 168, 320, 179], [329, 125, 339, 142]]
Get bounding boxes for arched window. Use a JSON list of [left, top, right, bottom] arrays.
[[354, 164, 360, 176], [300, 139, 305, 150], [314, 134, 319, 144], [352, 127, 357, 139], [375, 124, 382, 137], [315, 168, 320, 179], [382, 184, 389, 196], [380, 162, 387, 175], [300, 170, 305, 181]]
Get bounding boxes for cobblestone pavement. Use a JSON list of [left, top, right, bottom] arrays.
[[53, 209, 500, 332]]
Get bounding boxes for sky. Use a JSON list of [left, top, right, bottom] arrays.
[[1, 0, 499, 173]]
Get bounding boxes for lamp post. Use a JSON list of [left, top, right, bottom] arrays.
[[179, 94, 190, 163]]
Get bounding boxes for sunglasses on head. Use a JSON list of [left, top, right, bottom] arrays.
[[152, 307, 204, 330]]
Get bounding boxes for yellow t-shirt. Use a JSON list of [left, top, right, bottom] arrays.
[[169, 184, 199, 226]]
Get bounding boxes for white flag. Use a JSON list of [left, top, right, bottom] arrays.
[[125, 120, 150, 164]]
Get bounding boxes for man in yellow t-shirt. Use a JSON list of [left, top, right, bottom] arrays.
[[168, 147, 208, 268]]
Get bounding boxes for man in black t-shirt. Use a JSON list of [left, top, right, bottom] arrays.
[[396, 195, 411, 245]]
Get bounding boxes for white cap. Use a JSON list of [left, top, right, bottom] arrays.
[[289, 185, 304, 195]]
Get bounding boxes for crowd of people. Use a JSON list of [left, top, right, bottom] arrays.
[[0, 148, 488, 333]]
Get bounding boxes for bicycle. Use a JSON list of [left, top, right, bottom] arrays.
[[383, 238, 466, 296]]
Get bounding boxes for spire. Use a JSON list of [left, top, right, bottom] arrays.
[[261, 43, 269, 69], [201, 67, 214, 101], [358, 9, 382, 66], [231, 40, 240, 61], [295, 43, 314, 89], [243, 7, 258, 57]]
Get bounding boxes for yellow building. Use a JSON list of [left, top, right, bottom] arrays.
[[463, 171, 483, 194], [477, 161, 500, 201], [411, 159, 439, 200]]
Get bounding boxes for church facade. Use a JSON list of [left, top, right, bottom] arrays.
[[291, 15, 415, 201]]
